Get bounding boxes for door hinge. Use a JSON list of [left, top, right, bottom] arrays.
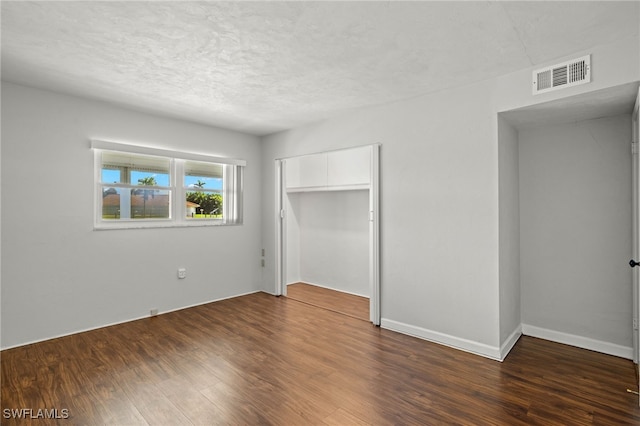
[[280, 209, 285, 219], [632, 142, 638, 155]]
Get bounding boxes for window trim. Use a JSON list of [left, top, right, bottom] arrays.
[[92, 140, 245, 230], [91, 140, 246, 166]]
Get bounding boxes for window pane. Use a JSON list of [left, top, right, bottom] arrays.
[[184, 175, 223, 190], [185, 191, 223, 219], [102, 151, 170, 186], [131, 189, 170, 219], [101, 169, 121, 184], [132, 170, 170, 187], [184, 161, 223, 191], [102, 187, 122, 219], [184, 161, 222, 177], [103, 151, 169, 171]]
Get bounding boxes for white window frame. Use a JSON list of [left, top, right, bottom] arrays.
[[92, 140, 246, 230]]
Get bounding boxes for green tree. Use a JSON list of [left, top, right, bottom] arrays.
[[186, 192, 222, 217]]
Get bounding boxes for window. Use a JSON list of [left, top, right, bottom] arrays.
[[184, 161, 223, 220], [100, 151, 171, 220], [93, 140, 244, 229]]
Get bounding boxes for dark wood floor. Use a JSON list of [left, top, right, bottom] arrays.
[[2, 291, 640, 425], [287, 282, 369, 321]]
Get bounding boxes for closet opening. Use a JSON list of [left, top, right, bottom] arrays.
[[275, 145, 380, 325]]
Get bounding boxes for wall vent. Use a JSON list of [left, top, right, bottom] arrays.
[[532, 55, 591, 95]]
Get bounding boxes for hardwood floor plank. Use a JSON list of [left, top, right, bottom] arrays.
[[114, 366, 193, 425], [2, 291, 639, 425], [287, 282, 369, 321], [323, 407, 370, 426], [157, 379, 226, 425]]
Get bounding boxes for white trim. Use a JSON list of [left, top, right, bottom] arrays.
[[0, 290, 260, 351], [275, 160, 285, 296], [287, 281, 369, 299], [94, 220, 231, 231], [381, 318, 502, 361], [522, 324, 633, 360], [369, 144, 380, 325], [499, 325, 522, 361], [277, 144, 379, 161], [286, 183, 369, 193], [633, 86, 640, 371], [91, 139, 247, 166]]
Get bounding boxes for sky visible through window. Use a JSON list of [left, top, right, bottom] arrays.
[[185, 175, 222, 190], [102, 169, 222, 190]]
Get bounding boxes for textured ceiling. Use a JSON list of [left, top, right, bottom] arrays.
[[2, 1, 639, 136]]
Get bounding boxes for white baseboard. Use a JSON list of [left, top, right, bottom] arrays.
[[381, 318, 502, 361], [522, 324, 633, 360], [1, 290, 261, 351], [499, 325, 522, 361], [288, 281, 369, 299]]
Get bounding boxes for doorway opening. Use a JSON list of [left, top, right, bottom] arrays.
[[275, 145, 380, 325], [498, 81, 640, 366]]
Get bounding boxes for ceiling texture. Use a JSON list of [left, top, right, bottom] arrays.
[[2, 1, 639, 136]]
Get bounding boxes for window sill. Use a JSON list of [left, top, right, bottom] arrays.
[[94, 219, 240, 230]]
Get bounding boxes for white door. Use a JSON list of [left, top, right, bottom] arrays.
[[631, 87, 640, 401]]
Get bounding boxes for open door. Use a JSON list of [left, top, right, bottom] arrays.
[[631, 86, 640, 402]]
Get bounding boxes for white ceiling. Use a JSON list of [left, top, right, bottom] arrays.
[[2, 1, 639, 136]]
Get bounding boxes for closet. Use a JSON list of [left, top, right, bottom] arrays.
[[275, 145, 380, 324]]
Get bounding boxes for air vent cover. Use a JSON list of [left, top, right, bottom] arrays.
[[532, 55, 591, 95]]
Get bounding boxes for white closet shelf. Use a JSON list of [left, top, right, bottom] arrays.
[[286, 183, 370, 193]]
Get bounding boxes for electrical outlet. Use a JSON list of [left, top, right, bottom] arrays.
[[177, 268, 187, 279], [150, 308, 158, 316]]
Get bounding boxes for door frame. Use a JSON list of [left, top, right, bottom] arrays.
[[275, 144, 381, 325], [275, 159, 286, 297], [633, 87, 640, 370]]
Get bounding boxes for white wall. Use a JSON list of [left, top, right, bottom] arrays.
[[519, 115, 633, 355], [285, 192, 301, 284], [263, 80, 503, 356], [261, 35, 639, 360], [288, 190, 369, 297], [498, 116, 521, 356], [1, 82, 263, 349]]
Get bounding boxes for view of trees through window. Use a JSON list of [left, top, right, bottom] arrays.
[[184, 161, 223, 220], [95, 144, 243, 228], [186, 178, 223, 219]]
